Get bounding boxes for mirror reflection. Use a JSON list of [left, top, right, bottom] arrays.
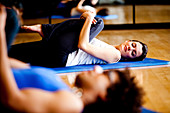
[[20, 0, 133, 25], [19, 0, 170, 25]]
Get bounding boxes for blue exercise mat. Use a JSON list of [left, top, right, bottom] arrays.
[[52, 58, 170, 74], [141, 107, 158, 113], [50, 14, 118, 20], [96, 14, 118, 20]]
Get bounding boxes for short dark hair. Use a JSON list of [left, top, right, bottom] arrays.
[[83, 68, 144, 113], [97, 8, 109, 16], [121, 40, 148, 62], [0, 0, 20, 7]]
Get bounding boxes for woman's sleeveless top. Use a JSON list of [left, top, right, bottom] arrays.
[[66, 38, 114, 66], [12, 66, 70, 92]]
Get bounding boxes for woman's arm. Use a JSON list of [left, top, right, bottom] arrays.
[[78, 12, 121, 63], [0, 3, 22, 105], [76, 0, 86, 13], [76, 0, 97, 15]]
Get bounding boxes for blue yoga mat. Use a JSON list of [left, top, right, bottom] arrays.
[[52, 58, 170, 74], [141, 107, 158, 113], [50, 14, 118, 20], [96, 15, 118, 20]]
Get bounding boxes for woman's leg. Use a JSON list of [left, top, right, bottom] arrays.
[[9, 18, 104, 67], [20, 24, 44, 37], [18, 17, 104, 53], [89, 17, 104, 41], [40, 19, 84, 67], [42, 17, 104, 52], [41, 17, 104, 67], [8, 41, 46, 66]]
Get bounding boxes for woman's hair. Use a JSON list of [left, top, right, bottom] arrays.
[[120, 40, 148, 62], [83, 69, 144, 113], [97, 8, 108, 16]]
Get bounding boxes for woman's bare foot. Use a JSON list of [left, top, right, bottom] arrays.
[[21, 24, 44, 37]]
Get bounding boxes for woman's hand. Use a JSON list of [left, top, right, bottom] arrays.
[[80, 11, 97, 24], [80, 11, 95, 20], [0, 4, 7, 30]]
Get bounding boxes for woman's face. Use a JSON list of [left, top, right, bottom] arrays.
[[120, 40, 143, 59], [75, 66, 119, 100]]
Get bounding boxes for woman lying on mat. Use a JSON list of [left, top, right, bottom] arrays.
[[9, 12, 148, 68], [1, 4, 144, 112], [52, 0, 108, 17]]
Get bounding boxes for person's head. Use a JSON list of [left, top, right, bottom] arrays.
[[75, 66, 144, 113], [91, 0, 98, 5], [119, 40, 148, 61], [97, 8, 108, 16]]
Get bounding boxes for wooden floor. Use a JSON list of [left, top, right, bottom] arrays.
[[13, 5, 170, 113]]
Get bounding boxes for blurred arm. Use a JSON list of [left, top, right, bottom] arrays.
[[76, 0, 87, 13]]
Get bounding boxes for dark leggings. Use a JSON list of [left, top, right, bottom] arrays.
[[9, 18, 104, 67]]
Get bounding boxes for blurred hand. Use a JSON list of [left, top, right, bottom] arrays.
[[0, 4, 7, 29], [80, 11, 95, 19], [80, 11, 97, 24]]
